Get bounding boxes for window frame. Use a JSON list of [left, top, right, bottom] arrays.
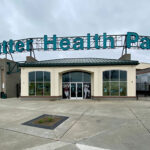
[[28, 71, 51, 96], [103, 70, 127, 96]]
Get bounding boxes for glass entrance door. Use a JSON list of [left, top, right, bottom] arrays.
[[70, 83, 83, 99], [71, 83, 76, 98], [77, 83, 83, 99]]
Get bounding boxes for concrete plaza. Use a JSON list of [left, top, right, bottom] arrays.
[[0, 98, 150, 150]]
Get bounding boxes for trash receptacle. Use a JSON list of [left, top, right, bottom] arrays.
[[1, 92, 7, 99], [3, 93, 7, 99]]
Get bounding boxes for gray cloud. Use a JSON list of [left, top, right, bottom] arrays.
[[0, 0, 150, 62]]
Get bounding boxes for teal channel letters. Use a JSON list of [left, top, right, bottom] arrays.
[[16, 41, 24, 52], [103, 33, 114, 49], [126, 32, 150, 49], [126, 32, 139, 48], [140, 37, 150, 49], [60, 38, 70, 50], [3, 41, 7, 54], [73, 37, 84, 50], [1, 32, 150, 54], [44, 35, 57, 50]]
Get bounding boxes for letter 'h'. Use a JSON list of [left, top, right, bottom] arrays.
[[44, 35, 57, 50]]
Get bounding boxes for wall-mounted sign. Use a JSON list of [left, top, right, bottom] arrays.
[[0, 32, 149, 54]]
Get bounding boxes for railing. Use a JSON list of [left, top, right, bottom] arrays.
[[136, 83, 150, 97]]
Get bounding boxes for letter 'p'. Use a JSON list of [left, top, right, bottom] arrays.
[[126, 32, 139, 48]]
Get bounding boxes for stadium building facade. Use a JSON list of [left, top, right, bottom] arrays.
[[19, 56, 138, 100]]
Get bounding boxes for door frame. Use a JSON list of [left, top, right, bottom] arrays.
[[70, 82, 83, 100], [62, 82, 91, 100]]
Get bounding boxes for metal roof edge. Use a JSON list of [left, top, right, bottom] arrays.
[[19, 61, 139, 67]]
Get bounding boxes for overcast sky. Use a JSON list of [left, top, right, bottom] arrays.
[[0, 0, 150, 62]]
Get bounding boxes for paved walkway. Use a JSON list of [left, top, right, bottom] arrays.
[[0, 98, 150, 150]]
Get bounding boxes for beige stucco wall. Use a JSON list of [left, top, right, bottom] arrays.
[[21, 65, 136, 97], [136, 63, 150, 69]]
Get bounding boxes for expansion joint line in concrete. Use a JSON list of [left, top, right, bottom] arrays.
[[59, 107, 91, 141], [0, 127, 57, 141], [126, 105, 150, 135], [75, 120, 130, 143]]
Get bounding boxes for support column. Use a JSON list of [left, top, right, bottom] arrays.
[[51, 70, 60, 97], [127, 67, 136, 96], [21, 68, 28, 96], [93, 69, 101, 97]]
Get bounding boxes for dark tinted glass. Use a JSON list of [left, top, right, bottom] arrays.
[[44, 72, 50, 82], [103, 71, 110, 81], [63, 72, 91, 82], [111, 70, 119, 81], [120, 82, 127, 96], [103, 82, 110, 96], [110, 82, 119, 96], [36, 71, 43, 82], [63, 73, 70, 82], [44, 83, 50, 95], [120, 71, 127, 81], [36, 83, 43, 95], [83, 73, 91, 82], [29, 72, 35, 82], [29, 83, 35, 95], [70, 72, 83, 82]]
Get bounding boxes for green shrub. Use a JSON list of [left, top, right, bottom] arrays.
[[48, 117, 53, 122], [38, 119, 44, 124]]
